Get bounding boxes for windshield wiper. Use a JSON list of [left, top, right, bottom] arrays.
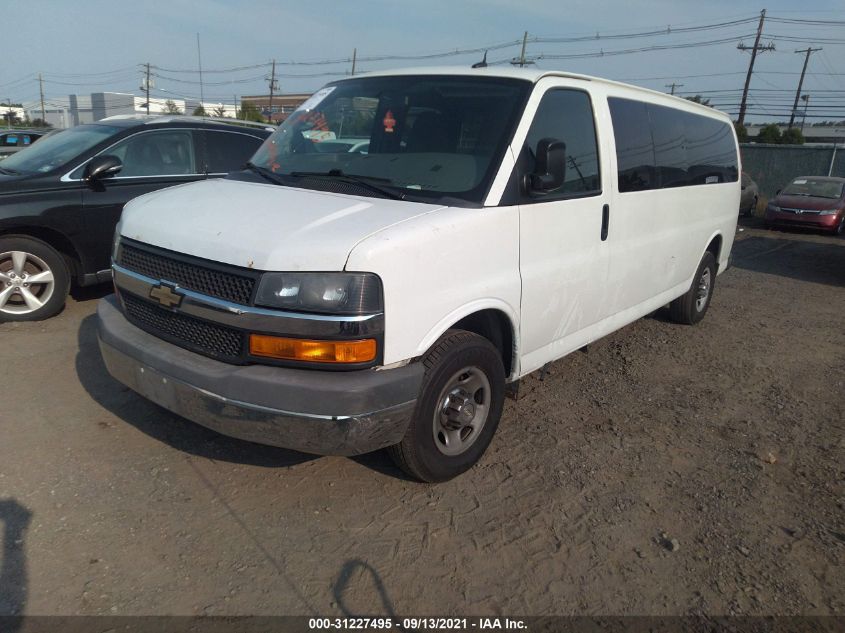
[[245, 161, 290, 186], [290, 169, 405, 201], [0, 166, 21, 175]]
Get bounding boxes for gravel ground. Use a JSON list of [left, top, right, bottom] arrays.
[[0, 222, 843, 617]]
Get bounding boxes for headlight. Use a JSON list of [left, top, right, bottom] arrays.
[[819, 209, 840, 216], [767, 204, 780, 213], [255, 272, 382, 315]]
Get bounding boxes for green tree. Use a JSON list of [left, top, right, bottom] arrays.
[[684, 95, 711, 107], [212, 104, 227, 117], [192, 105, 207, 116], [237, 102, 264, 122], [164, 99, 182, 115], [2, 107, 19, 127], [30, 118, 48, 128], [734, 123, 749, 143], [780, 127, 805, 145], [757, 124, 782, 144]]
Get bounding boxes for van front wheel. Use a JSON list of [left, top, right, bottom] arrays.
[[669, 251, 717, 325], [388, 330, 505, 482]]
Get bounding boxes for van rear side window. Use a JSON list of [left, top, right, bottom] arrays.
[[608, 97, 738, 193]]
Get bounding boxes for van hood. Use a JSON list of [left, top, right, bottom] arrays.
[[119, 178, 443, 271]]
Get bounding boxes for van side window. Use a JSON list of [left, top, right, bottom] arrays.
[[522, 89, 601, 200], [609, 97, 738, 193], [608, 99, 656, 192]]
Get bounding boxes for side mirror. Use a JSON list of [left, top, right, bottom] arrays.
[[527, 138, 566, 195], [84, 155, 122, 181]]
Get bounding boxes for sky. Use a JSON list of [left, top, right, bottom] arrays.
[[5, 0, 845, 123]]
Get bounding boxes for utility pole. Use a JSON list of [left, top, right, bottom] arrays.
[[788, 47, 821, 128], [5, 97, 11, 129], [511, 31, 532, 67], [38, 73, 46, 125], [800, 94, 810, 133], [737, 9, 774, 127], [351, 48, 357, 76], [196, 33, 205, 114], [234, 94, 239, 119], [267, 59, 278, 124], [665, 82, 684, 95], [144, 63, 151, 115]]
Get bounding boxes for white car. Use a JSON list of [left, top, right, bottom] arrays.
[[98, 67, 740, 482]]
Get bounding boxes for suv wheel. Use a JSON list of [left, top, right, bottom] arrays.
[[0, 236, 70, 322], [388, 330, 505, 482]]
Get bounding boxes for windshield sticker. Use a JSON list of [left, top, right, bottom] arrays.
[[298, 86, 335, 112], [383, 110, 396, 133], [705, 175, 719, 184], [793, 179, 807, 184]]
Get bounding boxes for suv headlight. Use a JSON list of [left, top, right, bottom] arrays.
[[767, 204, 780, 213], [819, 208, 839, 216], [255, 272, 383, 315]]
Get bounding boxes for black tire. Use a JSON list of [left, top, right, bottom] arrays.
[[669, 251, 717, 326], [388, 329, 506, 482], [0, 235, 70, 322], [835, 215, 845, 236]]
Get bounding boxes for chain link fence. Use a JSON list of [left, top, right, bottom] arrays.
[[740, 143, 844, 199]]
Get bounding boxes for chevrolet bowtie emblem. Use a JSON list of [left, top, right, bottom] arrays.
[[149, 283, 183, 308]]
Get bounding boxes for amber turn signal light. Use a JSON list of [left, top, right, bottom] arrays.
[[249, 334, 377, 364]]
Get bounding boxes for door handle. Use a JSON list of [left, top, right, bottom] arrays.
[[601, 204, 610, 241]]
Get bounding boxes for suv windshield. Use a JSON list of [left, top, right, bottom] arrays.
[[782, 178, 845, 199], [1, 124, 121, 174], [248, 75, 531, 204]]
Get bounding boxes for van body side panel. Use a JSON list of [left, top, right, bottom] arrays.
[[602, 90, 740, 317], [344, 206, 521, 372]]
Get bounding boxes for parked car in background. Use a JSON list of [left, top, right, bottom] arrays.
[[0, 129, 47, 159], [739, 171, 758, 216], [0, 115, 272, 321], [764, 176, 845, 235]]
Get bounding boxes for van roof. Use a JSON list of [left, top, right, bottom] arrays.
[[339, 66, 729, 120]]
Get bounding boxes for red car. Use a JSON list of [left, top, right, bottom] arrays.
[[765, 176, 845, 235]]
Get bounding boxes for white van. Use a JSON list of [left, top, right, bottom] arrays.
[[98, 67, 740, 482]]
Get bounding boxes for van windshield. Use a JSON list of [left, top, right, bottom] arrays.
[[1, 124, 121, 175], [247, 75, 531, 204]]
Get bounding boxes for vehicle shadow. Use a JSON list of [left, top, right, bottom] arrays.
[[0, 498, 32, 631], [333, 559, 399, 618], [731, 233, 845, 288], [74, 313, 317, 468]]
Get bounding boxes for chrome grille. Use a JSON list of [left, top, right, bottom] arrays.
[[122, 293, 244, 362], [119, 242, 256, 305]]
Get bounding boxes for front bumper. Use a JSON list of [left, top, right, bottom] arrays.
[[765, 209, 841, 231], [97, 295, 423, 455]]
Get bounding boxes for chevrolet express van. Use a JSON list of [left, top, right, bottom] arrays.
[[98, 67, 740, 482]]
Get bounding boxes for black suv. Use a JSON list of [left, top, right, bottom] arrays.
[[0, 116, 271, 321]]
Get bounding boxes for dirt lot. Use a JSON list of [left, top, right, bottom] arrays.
[[1, 222, 843, 618]]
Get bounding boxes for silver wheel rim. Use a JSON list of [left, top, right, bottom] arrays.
[[695, 268, 711, 312], [432, 366, 491, 457], [0, 251, 56, 315]]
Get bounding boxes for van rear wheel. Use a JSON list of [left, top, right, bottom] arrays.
[[388, 329, 505, 482], [669, 251, 716, 325]]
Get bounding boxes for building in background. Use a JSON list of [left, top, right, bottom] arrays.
[[241, 94, 311, 123]]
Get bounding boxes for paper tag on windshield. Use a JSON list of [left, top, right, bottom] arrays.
[[298, 87, 335, 112], [793, 179, 807, 184]]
